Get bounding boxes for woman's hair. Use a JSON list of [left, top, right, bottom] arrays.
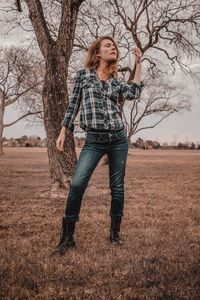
[[84, 36, 119, 77]]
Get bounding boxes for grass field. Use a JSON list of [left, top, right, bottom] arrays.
[[0, 148, 200, 299]]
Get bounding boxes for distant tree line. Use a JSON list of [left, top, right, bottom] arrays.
[[2, 135, 200, 150], [131, 138, 200, 150]]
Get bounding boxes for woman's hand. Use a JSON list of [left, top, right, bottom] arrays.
[[132, 47, 142, 64], [56, 132, 65, 151], [56, 127, 67, 151]]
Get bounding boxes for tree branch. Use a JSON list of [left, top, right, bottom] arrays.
[[133, 112, 175, 135], [15, 0, 22, 12], [4, 81, 43, 107], [3, 110, 43, 128], [57, 1, 85, 52], [25, 0, 54, 59], [72, 0, 85, 6]]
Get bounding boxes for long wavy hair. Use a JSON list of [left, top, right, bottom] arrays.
[[84, 36, 119, 77]]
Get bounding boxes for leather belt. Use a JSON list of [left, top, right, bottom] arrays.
[[85, 126, 124, 134]]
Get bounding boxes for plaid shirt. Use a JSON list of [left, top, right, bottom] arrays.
[[62, 68, 143, 131]]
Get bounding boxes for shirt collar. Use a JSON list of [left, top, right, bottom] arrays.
[[90, 67, 116, 82]]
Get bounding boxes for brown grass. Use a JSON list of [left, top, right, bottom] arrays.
[[0, 148, 200, 300]]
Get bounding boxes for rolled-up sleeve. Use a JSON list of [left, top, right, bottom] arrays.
[[62, 70, 82, 131], [120, 81, 144, 101]]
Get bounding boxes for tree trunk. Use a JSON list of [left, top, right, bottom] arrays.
[[128, 133, 131, 146], [23, 0, 85, 188], [0, 104, 4, 156], [43, 46, 76, 188]]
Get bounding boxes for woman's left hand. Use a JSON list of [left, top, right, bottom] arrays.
[[132, 47, 142, 64]]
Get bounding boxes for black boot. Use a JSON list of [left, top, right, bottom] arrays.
[[109, 216, 124, 245], [51, 217, 76, 256]]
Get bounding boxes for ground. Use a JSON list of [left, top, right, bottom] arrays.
[[0, 148, 200, 299]]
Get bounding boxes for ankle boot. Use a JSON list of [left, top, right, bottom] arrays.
[[109, 216, 124, 245], [52, 217, 76, 256]]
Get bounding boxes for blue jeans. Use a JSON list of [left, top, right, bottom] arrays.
[[64, 128, 128, 222]]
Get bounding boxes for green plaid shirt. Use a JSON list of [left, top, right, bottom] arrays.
[[62, 68, 143, 131]]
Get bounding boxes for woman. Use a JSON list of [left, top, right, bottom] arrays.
[[53, 36, 143, 256]]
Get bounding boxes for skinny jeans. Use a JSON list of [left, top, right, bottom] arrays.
[[64, 127, 128, 222]]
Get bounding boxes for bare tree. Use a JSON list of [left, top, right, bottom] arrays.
[[123, 75, 190, 144], [72, 0, 199, 142], [0, 47, 43, 156], [12, 0, 85, 189]]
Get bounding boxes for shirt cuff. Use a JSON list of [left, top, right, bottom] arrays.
[[131, 81, 144, 88], [61, 120, 74, 133]]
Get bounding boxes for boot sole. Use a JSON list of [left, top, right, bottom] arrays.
[[50, 244, 76, 257]]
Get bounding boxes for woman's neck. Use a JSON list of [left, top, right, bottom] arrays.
[[96, 62, 109, 80]]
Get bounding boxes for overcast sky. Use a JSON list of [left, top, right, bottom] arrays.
[[3, 81, 199, 144], [1, 2, 200, 144]]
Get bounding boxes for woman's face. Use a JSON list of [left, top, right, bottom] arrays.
[[97, 39, 118, 63]]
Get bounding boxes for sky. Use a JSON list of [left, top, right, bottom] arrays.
[[1, 2, 200, 145], [3, 83, 200, 145]]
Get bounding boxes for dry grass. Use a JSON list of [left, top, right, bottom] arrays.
[[0, 148, 200, 300]]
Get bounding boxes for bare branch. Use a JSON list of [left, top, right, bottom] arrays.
[[15, 0, 22, 12], [72, 0, 85, 6], [57, 1, 86, 52], [133, 112, 175, 135], [4, 110, 43, 128], [25, 0, 54, 59]]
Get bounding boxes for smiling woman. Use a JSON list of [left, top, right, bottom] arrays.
[[52, 36, 144, 256]]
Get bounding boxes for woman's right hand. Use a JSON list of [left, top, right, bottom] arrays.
[[56, 129, 66, 151], [132, 47, 142, 64]]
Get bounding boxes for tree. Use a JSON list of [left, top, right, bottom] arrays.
[[0, 47, 43, 156], [14, 0, 85, 188], [190, 142, 195, 150], [73, 0, 199, 142], [123, 75, 190, 144]]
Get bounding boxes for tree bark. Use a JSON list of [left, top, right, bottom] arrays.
[[0, 104, 4, 156], [24, 0, 85, 188], [43, 46, 76, 187]]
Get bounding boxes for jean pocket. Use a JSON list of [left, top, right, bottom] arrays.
[[116, 128, 127, 139]]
